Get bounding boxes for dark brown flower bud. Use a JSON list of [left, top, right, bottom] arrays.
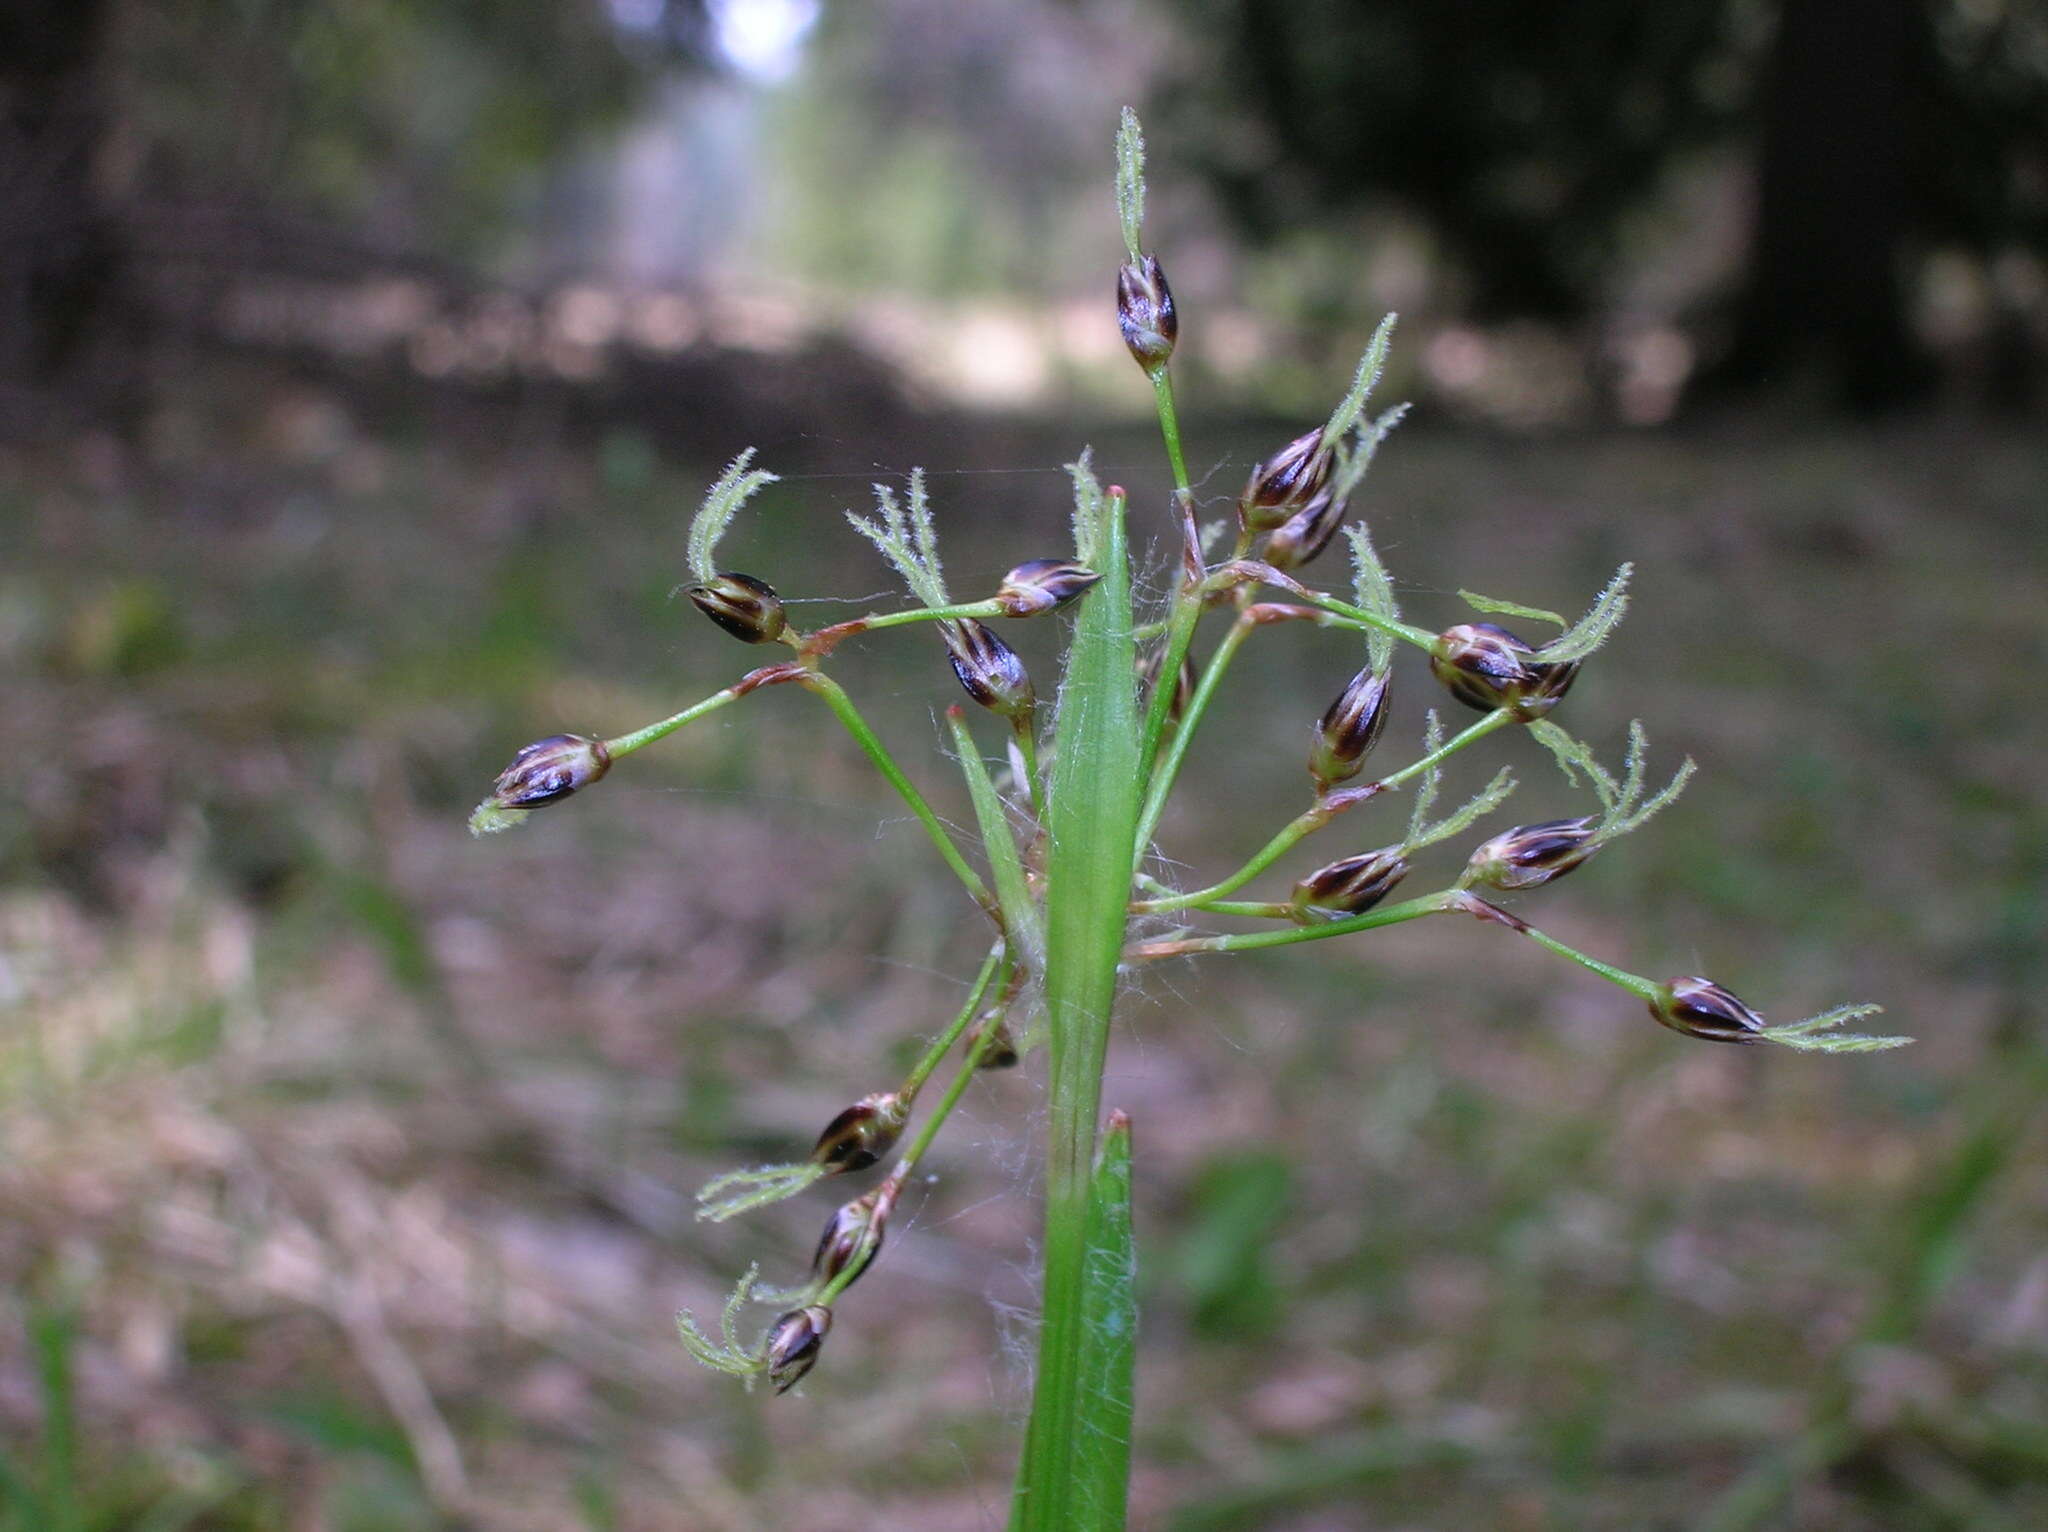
[[1291, 848, 1411, 919], [765, 1305, 832, 1394], [1649, 976, 1767, 1044], [810, 1091, 909, 1174], [995, 558, 1102, 617], [967, 1014, 1020, 1069], [1463, 817, 1600, 891], [1429, 622, 1529, 712], [487, 733, 610, 810], [1117, 254, 1178, 370], [943, 619, 1036, 723], [1310, 668, 1392, 791], [812, 1191, 885, 1288], [1263, 487, 1348, 571], [688, 572, 787, 645], [1239, 429, 1334, 534], [1427, 622, 1578, 720], [1521, 654, 1580, 718]]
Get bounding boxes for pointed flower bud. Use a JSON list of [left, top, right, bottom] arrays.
[[1310, 668, 1392, 791], [1116, 254, 1178, 370], [1263, 487, 1348, 571], [943, 619, 1035, 723], [810, 1091, 909, 1174], [995, 558, 1102, 617], [1649, 976, 1768, 1044], [1428, 622, 1579, 720], [1240, 429, 1334, 533], [812, 1191, 886, 1288], [688, 572, 787, 645], [765, 1304, 832, 1394], [1291, 847, 1411, 920], [1462, 816, 1599, 891], [1522, 653, 1580, 717], [485, 733, 610, 811]]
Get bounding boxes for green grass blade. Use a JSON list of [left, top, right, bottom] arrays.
[[29, 1306, 79, 1532], [0, 1449, 48, 1526], [1012, 487, 1141, 1531], [945, 710, 1044, 966], [1073, 1111, 1137, 1519]]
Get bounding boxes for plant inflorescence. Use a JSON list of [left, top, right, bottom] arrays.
[[468, 108, 1906, 1528]]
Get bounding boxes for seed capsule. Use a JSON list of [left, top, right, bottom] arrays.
[[1116, 254, 1178, 370], [1462, 817, 1600, 891], [1649, 976, 1768, 1044], [943, 620, 1036, 723], [1239, 429, 1334, 533], [688, 572, 787, 645], [1290, 848, 1411, 920], [765, 1305, 832, 1394], [812, 1191, 885, 1288], [810, 1092, 910, 1174], [1310, 668, 1392, 791], [486, 733, 610, 811], [995, 558, 1102, 617], [1263, 486, 1348, 571], [1427, 622, 1579, 720]]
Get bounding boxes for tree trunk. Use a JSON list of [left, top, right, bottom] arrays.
[[1722, 0, 1934, 411], [0, 0, 118, 413]]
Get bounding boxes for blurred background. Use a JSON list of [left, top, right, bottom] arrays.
[[1, 1, 2044, 1527]]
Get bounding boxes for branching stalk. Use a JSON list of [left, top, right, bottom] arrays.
[[798, 671, 994, 913], [1133, 609, 1255, 861], [1128, 891, 1460, 959], [1134, 708, 1513, 914]]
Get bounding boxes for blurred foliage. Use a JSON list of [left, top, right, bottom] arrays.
[[1173, 1150, 1294, 1338], [1168, 0, 1746, 318], [759, 0, 1131, 302], [103, 0, 712, 265], [1162, 0, 2048, 321]]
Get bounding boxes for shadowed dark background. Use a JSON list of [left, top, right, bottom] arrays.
[[1, 2, 2044, 1528]]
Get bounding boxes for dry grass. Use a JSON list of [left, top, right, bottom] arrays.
[[1, 366, 2044, 1528]]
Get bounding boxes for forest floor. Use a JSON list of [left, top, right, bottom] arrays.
[[1, 353, 2043, 1530]]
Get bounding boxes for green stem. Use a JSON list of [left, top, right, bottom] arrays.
[[897, 964, 1014, 1174], [801, 600, 1012, 660], [1127, 890, 1459, 959], [811, 949, 1017, 1312], [1136, 805, 1338, 913], [1469, 900, 1661, 999], [1139, 598, 1203, 777], [1150, 366, 1195, 507], [1293, 588, 1438, 652], [1012, 488, 1141, 1532], [1196, 900, 1299, 919], [899, 944, 1006, 1102], [1137, 365, 1208, 781], [799, 671, 995, 912], [1132, 611, 1253, 863], [1074, 1111, 1136, 1519], [1134, 709, 1513, 914], [603, 688, 745, 758], [849, 600, 1006, 633], [1011, 717, 1048, 824], [1383, 708, 1517, 792], [946, 710, 1044, 962]]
